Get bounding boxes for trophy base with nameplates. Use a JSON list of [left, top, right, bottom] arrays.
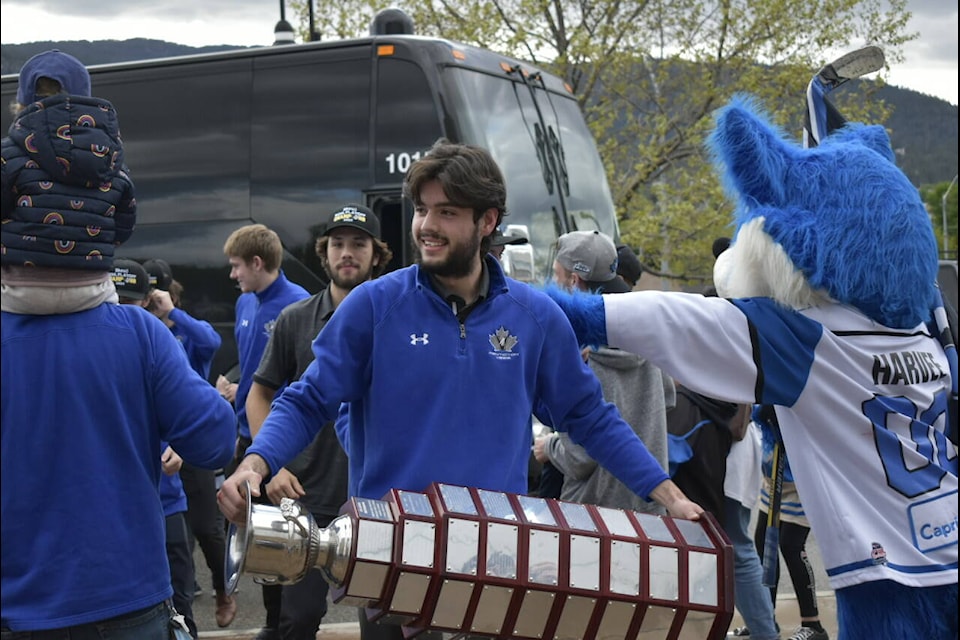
[[225, 481, 733, 639]]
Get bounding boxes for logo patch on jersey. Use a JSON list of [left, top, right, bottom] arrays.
[[870, 542, 887, 565], [410, 333, 429, 345], [908, 490, 958, 553], [488, 326, 519, 360], [263, 319, 277, 337]]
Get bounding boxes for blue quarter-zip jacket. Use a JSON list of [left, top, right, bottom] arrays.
[[250, 257, 668, 501], [233, 271, 309, 439]]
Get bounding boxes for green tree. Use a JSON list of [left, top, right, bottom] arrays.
[[291, 0, 913, 285], [922, 177, 959, 261]]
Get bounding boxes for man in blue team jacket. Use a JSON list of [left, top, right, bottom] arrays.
[[219, 140, 703, 640]]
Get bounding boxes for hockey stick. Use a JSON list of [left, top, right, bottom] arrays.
[[803, 45, 885, 148], [931, 289, 959, 445], [761, 437, 786, 587]]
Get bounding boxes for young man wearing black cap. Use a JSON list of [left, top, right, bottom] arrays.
[[536, 230, 673, 513], [245, 204, 392, 640]]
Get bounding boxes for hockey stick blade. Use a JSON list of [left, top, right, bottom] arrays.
[[818, 45, 886, 88], [804, 45, 885, 147]]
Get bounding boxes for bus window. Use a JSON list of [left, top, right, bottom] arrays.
[[250, 48, 372, 279], [94, 60, 254, 225], [440, 67, 618, 283], [375, 57, 443, 268]]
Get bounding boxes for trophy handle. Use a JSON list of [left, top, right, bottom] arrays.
[[224, 479, 254, 595]]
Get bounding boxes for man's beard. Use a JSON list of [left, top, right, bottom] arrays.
[[416, 229, 482, 279], [327, 263, 374, 290]]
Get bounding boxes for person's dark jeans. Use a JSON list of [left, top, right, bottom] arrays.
[[166, 511, 198, 638], [537, 460, 563, 499], [0, 601, 169, 640], [180, 463, 226, 592]]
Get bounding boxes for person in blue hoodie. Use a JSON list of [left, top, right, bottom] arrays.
[[1, 52, 234, 640], [218, 140, 704, 640]]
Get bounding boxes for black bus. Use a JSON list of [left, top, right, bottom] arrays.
[[1, 12, 619, 380]]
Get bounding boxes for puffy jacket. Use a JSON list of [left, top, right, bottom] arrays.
[[1, 94, 136, 270]]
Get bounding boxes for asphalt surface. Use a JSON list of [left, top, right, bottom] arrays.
[[191, 513, 838, 639]]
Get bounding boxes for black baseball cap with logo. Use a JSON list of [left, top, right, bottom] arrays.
[[111, 259, 150, 301], [143, 258, 173, 291], [323, 204, 381, 238]]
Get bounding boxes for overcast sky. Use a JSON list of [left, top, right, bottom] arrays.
[[1, 0, 957, 105]]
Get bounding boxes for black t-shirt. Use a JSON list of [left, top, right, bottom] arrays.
[[253, 288, 349, 517]]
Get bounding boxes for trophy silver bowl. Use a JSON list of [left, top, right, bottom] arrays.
[[224, 481, 354, 594]]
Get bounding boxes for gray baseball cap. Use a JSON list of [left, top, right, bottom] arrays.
[[556, 230, 619, 283]]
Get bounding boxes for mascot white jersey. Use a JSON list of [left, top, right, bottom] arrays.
[[548, 95, 957, 640]]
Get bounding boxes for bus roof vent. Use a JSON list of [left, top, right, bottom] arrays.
[[370, 8, 415, 36]]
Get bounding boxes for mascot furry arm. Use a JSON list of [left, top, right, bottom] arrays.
[[548, 95, 957, 640]]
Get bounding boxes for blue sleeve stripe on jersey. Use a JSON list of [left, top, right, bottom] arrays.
[[731, 298, 822, 407]]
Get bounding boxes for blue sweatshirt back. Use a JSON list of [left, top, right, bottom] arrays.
[[250, 258, 668, 501], [1, 304, 235, 631]]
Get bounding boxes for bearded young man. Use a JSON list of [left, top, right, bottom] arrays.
[[244, 204, 392, 640], [219, 140, 704, 640]]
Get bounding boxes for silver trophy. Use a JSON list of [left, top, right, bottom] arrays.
[[224, 481, 734, 639]]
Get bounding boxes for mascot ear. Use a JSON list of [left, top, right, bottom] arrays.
[[821, 122, 895, 162], [707, 94, 793, 216]]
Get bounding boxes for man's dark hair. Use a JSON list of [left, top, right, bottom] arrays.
[[403, 139, 507, 254]]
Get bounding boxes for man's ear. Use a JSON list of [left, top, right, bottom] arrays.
[[250, 255, 265, 271], [572, 273, 588, 291], [480, 208, 499, 236]]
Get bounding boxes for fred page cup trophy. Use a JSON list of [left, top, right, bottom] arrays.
[[225, 482, 733, 639]]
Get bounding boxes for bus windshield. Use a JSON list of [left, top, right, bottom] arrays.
[[441, 67, 618, 283]]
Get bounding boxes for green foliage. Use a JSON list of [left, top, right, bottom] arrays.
[[298, 0, 916, 286], [922, 178, 960, 261]]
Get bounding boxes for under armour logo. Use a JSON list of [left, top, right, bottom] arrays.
[[410, 333, 430, 345]]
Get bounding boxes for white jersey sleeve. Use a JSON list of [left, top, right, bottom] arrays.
[[604, 291, 958, 590]]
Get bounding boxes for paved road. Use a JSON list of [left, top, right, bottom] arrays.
[[192, 513, 836, 639]]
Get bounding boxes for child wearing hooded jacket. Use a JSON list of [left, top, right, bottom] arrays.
[[1, 49, 136, 315]]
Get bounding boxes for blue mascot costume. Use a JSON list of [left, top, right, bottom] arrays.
[[548, 95, 958, 640]]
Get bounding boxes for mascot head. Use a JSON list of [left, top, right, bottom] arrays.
[[708, 95, 939, 329]]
